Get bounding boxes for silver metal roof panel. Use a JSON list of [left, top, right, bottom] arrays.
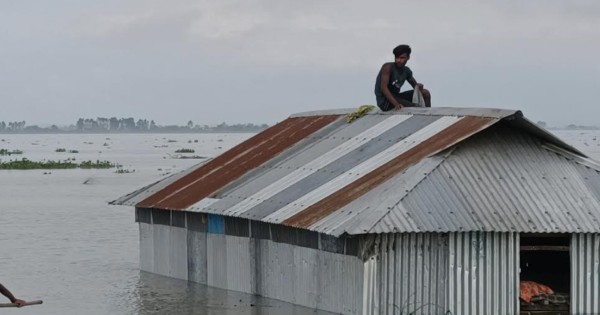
[[372, 126, 600, 233]]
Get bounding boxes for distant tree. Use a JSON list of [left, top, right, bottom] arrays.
[[136, 119, 149, 130], [122, 118, 135, 130], [76, 118, 84, 130], [97, 117, 110, 130], [187, 120, 194, 129], [109, 117, 119, 131]]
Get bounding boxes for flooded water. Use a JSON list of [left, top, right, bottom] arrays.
[[0, 130, 598, 315], [0, 133, 335, 315]]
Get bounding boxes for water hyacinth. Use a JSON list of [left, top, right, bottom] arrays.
[[0, 149, 24, 156], [174, 148, 195, 153], [0, 158, 115, 170]]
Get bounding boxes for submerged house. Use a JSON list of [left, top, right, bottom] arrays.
[[113, 107, 600, 315]]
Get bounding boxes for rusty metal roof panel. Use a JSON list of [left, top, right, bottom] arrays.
[[228, 115, 442, 221], [370, 125, 600, 233], [202, 114, 408, 216], [110, 163, 205, 206], [281, 116, 497, 229], [267, 116, 463, 226], [309, 154, 449, 236], [136, 115, 341, 210]]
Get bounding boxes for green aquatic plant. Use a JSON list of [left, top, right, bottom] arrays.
[[0, 149, 23, 156], [0, 158, 115, 170], [173, 155, 206, 159], [115, 168, 134, 174], [79, 160, 114, 169], [174, 148, 195, 153]]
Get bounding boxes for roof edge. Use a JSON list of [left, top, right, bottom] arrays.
[[290, 107, 521, 119], [289, 108, 357, 117], [508, 115, 587, 157]]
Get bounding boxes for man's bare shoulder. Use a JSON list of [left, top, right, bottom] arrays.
[[380, 62, 394, 72]]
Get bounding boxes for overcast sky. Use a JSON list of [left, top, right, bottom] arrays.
[[1, 1, 599, 127]]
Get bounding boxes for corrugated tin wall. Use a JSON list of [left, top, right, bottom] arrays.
[[137, 209, 364, 314], [448, 232, 519, 315], [364, 233, 449, 315], [571, 233, 600, 315], [364, 232, 519, 315]]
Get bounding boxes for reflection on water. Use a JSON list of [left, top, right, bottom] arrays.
[[132, 272, 334, 315]]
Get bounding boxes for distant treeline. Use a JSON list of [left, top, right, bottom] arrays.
[[0, 118, 269, 134], [536, 121, 600, 130]]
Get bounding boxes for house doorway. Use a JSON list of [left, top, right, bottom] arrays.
[[519, 234, 570, 315]]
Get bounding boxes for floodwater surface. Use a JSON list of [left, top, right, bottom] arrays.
[[0, 133, 334, 315]]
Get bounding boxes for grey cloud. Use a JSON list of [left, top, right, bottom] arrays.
[[0, 0, 599, 127]]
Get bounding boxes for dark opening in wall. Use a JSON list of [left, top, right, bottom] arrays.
[[520, 234, 570, 315]]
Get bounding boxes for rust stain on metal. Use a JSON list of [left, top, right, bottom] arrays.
[[283, 116, 497, 228], [137, 115, 340, 209]]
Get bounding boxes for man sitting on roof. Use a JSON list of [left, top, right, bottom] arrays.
[[375, 44, 431, 111]]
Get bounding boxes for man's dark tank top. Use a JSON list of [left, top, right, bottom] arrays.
[[374, 63, 413, 105]]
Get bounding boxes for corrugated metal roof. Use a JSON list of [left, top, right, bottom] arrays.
[[369, 125, 600, 233], [137, 115, 340, 209], [113, 107, 600, 235]]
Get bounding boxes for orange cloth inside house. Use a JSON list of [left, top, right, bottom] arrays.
[[520, 281, 554, 303]]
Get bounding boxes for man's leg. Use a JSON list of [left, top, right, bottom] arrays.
[[376, 99, 394, 111], [397, 90, 421, 107], [422, 89, 431, 107]]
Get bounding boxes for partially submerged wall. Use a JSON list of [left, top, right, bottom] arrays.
[[136, 208, 364, 314]]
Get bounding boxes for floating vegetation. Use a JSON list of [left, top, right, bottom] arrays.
[[56, 148, 79, 153], [175, 148, 195, 153], [0, 149, 23, 156], [172, 155, 206, 159], [115, 168, 134, 174], [0, 158, 115, 170], [79, 160, 114, 169]]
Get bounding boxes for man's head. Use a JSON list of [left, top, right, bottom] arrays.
[[392, 44, 411, 68]]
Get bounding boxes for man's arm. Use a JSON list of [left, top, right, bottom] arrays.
[[408, 76, 424, 90], [380, 64, 412, 109], [0, 283, 25, 307]]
